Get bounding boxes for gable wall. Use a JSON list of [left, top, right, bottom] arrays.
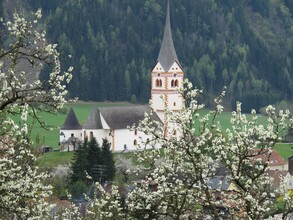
[[60, 129, 82, 143]]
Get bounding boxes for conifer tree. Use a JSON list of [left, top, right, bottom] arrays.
[[70, 138, 89, 183], [101, 138, 116, 183], [86, 137, 101, 183]]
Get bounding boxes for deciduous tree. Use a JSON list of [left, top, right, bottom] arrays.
[[87, 79, 293, 219], [0, 9, 73, 218]]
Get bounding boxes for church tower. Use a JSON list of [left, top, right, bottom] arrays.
[[151, 0, 184, 125]]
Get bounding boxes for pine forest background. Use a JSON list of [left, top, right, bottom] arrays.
[[2, 0, 293, 112]]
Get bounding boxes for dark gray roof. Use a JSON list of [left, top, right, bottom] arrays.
[[158, 0, 179, 71], [61, 107, 81, 130], [83, 108, 103, 129], [98, 105, 161, 129], [208, 176, 230, 191]]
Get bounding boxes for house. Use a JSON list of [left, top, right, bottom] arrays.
[[253, 149, 287, 171], [60, 1, 183, 151]]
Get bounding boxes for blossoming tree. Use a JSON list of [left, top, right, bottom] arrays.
[[87, 80, 293, 219], [0, 10, 73, 219]]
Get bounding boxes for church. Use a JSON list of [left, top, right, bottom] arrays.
[[60, 1, 185, 152]]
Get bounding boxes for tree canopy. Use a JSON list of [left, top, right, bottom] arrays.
[[10, 0, 293, 111]]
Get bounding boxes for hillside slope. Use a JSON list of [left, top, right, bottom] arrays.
[[2, 0, 293, 112]]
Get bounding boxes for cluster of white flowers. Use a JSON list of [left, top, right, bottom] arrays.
[[0, 10, 74, 219], [88, 80, 293, 219]]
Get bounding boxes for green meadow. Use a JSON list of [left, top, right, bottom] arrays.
[[37, 143, 293, 168], [34, 104, 293, 168]]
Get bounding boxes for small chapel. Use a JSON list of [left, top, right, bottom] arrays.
[[60, 0, 184, 152]]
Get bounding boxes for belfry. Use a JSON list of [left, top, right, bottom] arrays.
[[151, 0, 184, 125]]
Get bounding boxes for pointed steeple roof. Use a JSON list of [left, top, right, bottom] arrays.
[[62, 107, 81, 130], [83, 108, 103, 129], [158, 0, 179, 71]]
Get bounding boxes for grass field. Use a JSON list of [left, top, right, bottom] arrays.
[[34, 106, 272, 150], [275, 143, 293, 161], [28, 101, 277, 150], [31, 102, 292, 166], [193, 109, 270, 132], [28, 102, 131, 149], [38, 151, 75, 168], [38, 142, 293, 168]]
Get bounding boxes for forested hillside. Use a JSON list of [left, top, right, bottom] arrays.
[[3, 0, 293, 112]]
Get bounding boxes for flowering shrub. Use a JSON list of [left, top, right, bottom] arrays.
[[86, 80, 293, 219], [0, 10, 73, 219]]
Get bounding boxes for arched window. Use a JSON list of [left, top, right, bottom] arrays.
[[146, 138, 150, 144], [134, 129, 137, 135], [173, 102, 176, 107], [173, 130, 177, 136], [156, 79, 162, 87], [175, 80, 179, 87], [134, 140, 137, 145], [171, 80, 175, 87], [89, 131, 93, 141]]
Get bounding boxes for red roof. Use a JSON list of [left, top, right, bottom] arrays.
[[266, 169, 288, 188], [253, 149, 286, 166]]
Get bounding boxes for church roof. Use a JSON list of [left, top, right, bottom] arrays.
[[83, 108, 103, 129], [61, 107, 81, 130], [157, 0, 179, 71], [99, 105, 161, 129]]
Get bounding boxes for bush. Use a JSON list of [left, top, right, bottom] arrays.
[[58, 107, 69, 115], [130, 94, 137, 104], [69, 181, 88, 200], [51, 176, 69, 200]]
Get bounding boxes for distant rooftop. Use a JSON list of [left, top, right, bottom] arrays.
[[81, 105, 162, 130], [61, 107, 81, 130], [253, 149, 286, 166], [83, 108, 103, 129], [99, 105, 161, 129]]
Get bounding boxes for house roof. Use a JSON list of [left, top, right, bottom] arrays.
[[83, 108, 103, 129], [267, 169, 288, 188], [208, 176, 231, 191], [157, 0, 179, 71], [61, 107, 81, 130], [253, 149, 286, 166], [98, 105, 161, 129]]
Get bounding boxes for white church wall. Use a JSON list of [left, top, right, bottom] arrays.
[[113, 129, 157, 152], [152, 93, 165, 111], [152, 62, 165, 73], [168, 94, 183, 111], [82, 129, 110, 142], [100, 113, 110, 129], [169, 62, 183, 73], [60, 129, 82, 143]]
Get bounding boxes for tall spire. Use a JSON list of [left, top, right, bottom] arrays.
[[158, 0, 179, 71]]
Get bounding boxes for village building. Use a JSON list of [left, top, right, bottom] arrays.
[[60, 1, 182, 151], [254, 149, 288, 171]]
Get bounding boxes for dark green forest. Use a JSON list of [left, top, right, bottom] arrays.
[[3, 0, 293, 112]]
